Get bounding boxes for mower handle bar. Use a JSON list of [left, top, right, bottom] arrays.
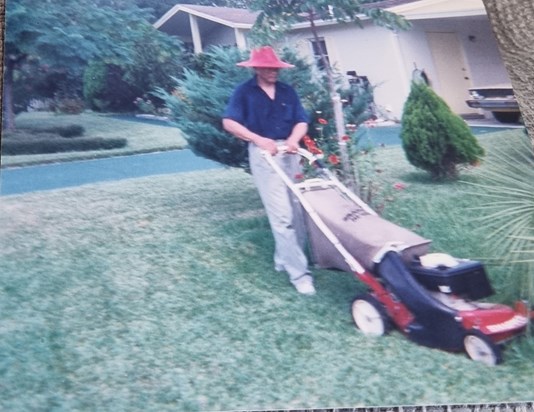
[[263, 145, 325, 168]]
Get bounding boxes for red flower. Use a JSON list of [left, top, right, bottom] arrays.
[[341, 135, 350, 141], [302, 135, 323, 155], [318, 118, 328, 125], [393, 182, 406, 190], [328, 154, 340, 165], [303, 135, 313, 145]]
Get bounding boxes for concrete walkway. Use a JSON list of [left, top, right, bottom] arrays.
[[0, 149, 223, 196]]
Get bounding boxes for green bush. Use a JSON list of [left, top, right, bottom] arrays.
[[2, 137, 127, 155], [52, 97, 86, 114], [157, 46, 332, 169], [83, 61, 139, 112], [56, 124, 85, 138], [2, 128, 126, 155], [400, 82, 484, 179], [20, 124, 85, 138], [83, 60, 108, 111]]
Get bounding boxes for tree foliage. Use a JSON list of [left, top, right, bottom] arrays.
[[400, 82, 485, 180], [2, 0, 184, 129], [83, 24, 185, 112], [249, 0, 409, 35]]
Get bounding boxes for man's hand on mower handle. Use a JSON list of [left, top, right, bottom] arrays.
[[255, 136, 279, 155], [257, 138, 301, 156], [284, 139, 299, 154]]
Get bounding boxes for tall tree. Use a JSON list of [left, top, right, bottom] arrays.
[[247, 0, 410, 188], [2, 0, 159, 130], [482, 0, 534, 151]]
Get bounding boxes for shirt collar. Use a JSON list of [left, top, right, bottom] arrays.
[[250, 75, 285, 90]]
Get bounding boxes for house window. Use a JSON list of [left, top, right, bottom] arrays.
[[310, 38, 330, 70]]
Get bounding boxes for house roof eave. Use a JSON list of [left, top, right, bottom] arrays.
[[387, 0, 487, 20], [154, 4, 257, 31], [399, 10, 487, 20]]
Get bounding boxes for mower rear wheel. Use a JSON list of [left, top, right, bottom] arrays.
[[463, 330, 503, 366], [351, 294, 390, 337]]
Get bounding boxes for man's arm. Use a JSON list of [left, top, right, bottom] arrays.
[[222, 118, 278, 155]]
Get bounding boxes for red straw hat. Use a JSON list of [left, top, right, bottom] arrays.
[[237, 46, 295, 68]]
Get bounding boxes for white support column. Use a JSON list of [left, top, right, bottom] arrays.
[[234, 28, 247, 50], [189, 14, 202, 54]]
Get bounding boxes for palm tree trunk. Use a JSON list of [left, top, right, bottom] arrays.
[[482, 0, 534, 151]]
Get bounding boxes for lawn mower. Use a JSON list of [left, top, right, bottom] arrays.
[[263, 146, 532, 366]]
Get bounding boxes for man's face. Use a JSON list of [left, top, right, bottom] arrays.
[[255, 67, 280, 85]]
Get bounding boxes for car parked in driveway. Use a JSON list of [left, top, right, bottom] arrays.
[[466, 85, 521, 123]]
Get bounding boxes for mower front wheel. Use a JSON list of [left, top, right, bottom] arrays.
[[463, 330, 503, 366], [351, 294, 390, 337]]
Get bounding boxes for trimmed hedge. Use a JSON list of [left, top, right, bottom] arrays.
[[20, 124, 86, 138], [2, 126, 127, 155], [2, 136, 127, 155]]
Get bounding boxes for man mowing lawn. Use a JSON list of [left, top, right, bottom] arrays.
[[222, 46, 315, 295]]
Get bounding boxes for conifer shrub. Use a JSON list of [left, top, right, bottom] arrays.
[[400, 82, 484, 179], [157, 46, 330, 170]]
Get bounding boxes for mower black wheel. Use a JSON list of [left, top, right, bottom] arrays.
[[463, 330, 503, 366], [351, 294, 391, 337]]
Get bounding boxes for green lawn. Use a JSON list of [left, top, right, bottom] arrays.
[[1, 125, 533, 411]]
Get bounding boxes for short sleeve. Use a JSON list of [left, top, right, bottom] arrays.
[[223, 84, 246, 124]]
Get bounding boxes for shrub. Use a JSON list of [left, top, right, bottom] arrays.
[[400, 82, 484, 180], [52, 97, 86, 114], [2, 129, 125, 155], [83, 60, 108, 111], [133, 96, 157, 115], [2, 137, 127, 155], [83, 61, 139, 112], [19, 124, 85, 138], [157, 46, 333, 170], [56, 124, 85, 138]]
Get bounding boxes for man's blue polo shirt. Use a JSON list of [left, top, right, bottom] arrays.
[[223, 76, 309, 140]]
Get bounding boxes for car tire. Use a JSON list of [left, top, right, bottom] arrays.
[[492, 111, 521, 124]]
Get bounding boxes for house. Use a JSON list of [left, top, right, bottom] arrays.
[[155, 0, 512, 120]]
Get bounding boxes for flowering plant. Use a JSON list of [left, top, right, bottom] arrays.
[[134, 96, 157, 115], [300, 114, 401, 214]]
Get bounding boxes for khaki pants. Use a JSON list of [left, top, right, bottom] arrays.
[[248, 142, 310, 284]]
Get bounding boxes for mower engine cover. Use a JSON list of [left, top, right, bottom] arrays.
[[409, 256, 494, 300]]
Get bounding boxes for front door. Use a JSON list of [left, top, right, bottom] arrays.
[[426, 31, 478, 116]]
